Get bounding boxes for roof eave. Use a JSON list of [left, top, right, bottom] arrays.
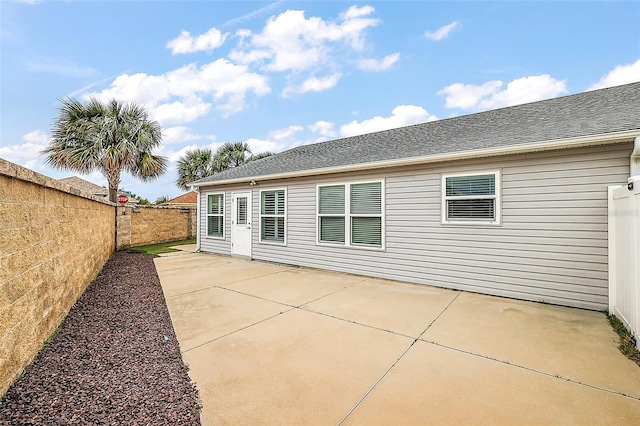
[[191, 129, 640, 188]]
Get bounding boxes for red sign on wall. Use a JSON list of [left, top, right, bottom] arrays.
[[117, 194, 129, 205]]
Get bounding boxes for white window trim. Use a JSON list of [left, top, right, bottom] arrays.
[[441, 170, 501, 225], [316, 179, 385, 250], [206, 192, 225, 239], [259, 188, 287, 246]]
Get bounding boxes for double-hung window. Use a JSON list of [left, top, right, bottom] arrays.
[[260, 189, 286, 244], [442, 171, 500, 224], [317, 181, 384, 248], [207, 193, 224, 237]]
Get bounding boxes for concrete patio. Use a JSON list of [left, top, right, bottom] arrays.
[[154, 248, 640, 425]]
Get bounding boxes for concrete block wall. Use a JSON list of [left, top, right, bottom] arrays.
[[116, 205, 196, 250], [0, 159, 115, 396]]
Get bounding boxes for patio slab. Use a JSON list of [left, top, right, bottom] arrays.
[[164, 286, 290, 351], [183, 308, 412, 425], [153, 252, 220, 272], [344, 340, 640, 425], [220, 268, 367, 307], [302, 278, 460, 338], [156, 255, 288, 297], [422, 291, 640, 399], [154, 252, 640, 425]]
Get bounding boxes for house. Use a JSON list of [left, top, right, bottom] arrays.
[[164, 191, 198, 207], [59, 176, 109, 198], [191, 82, 640, 311], [59, 176, 139, 205]]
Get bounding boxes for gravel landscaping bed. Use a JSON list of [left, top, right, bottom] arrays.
[[0, 252, 201, 425]]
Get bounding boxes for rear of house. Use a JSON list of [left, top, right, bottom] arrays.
[[192, 83, 640, 311]]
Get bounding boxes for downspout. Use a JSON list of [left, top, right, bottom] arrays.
[[195, 186, 201, 252], [631, 136, 640, 179]]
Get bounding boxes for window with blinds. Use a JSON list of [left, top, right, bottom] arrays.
[[260, 189, 286, 243], [317, 181, 383, 248], [236, 197, 247, 225], [207, 193, 224, 238], [442, 171, 500, 224], [318, 185, 346, 243]]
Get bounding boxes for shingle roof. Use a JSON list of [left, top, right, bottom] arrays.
[[59, 176, 108, 196], [193, 82, 640, 186], [167, 191, 197, 204]]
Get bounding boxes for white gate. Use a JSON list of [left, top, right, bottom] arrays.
[[609, 176, 640, 349]]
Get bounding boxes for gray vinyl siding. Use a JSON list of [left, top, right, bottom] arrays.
[[198, 189, 232, 255], [198, 142, 633, 310]]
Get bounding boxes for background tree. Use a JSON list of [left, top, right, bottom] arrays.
[[175, 143, 273, 190], [43, 97, 167, 203], [217, 141, 252, 169], [176, 148, 216, 190], [249, 151, 275, 161], [154, 195, 170, 205]]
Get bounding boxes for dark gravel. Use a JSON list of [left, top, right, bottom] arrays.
[[0, 252, 201, 425]]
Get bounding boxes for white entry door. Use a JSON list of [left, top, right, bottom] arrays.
[[231, 192, 252, 257]]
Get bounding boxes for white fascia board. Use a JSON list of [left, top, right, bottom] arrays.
[[192, 129, 640, 188]]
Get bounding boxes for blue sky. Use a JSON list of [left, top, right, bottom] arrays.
[[1, 0, 639, 201]]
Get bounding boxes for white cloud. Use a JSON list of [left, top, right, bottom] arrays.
[[340, 5, 375, 20], [0, 130, 49, 170], [588, 59, 640, 91], [438, 75, 567, 111], [269, 125, 304, 141], [357, 53, 400, 71], [336, 5, 380, 51], [152, 97, 212, 126], [85, 58, 270, 123], [158, 143, 199, 168], [299, 73, 342, 93], [245, 137, 285, 154], [244, 125, 308, 153], [282, 73, 342, 97], [22, 129, 49, 145], [308, 120, 336, 137], [229, 6, 379, 72], [340, 105, 437, 137], [86, 72, 169, 105], [438, 80, 503, 109], [167, 28, 228, 55], [162, 126, 215, 145], [425, 21, 459, 41]]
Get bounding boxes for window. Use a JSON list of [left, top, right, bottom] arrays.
[[317, 181, 384, 248], [207, 193, 224, 237], [442, 171, 500, 224], [236, 196, 247, 225], [260, 189, 286, 243]]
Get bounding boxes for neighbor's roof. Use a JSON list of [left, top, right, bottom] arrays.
[[59, 176, 108, 196], [167, 191, 197, 204], [192, 82, 640, 187]]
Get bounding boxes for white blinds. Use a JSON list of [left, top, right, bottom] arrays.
[[318, 185, 345, 214], [351, 182, 382, 214]]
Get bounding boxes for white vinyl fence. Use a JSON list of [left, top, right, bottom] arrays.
[[609, 176, 640, 349]]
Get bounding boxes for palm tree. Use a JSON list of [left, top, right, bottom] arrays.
[[175, 143, 273, 190], [176, 148, 217, 190], [43, 98, 167, 203], [217, 141, 252, 169], [249, 151, 275, 161], [154, 195, 170, 205]]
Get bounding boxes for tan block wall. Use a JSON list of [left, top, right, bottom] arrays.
[[0, 159, 115, 396], [117, 205, 196, 250]]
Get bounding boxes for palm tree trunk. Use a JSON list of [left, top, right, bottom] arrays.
[[106, 169, 121, 203]]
